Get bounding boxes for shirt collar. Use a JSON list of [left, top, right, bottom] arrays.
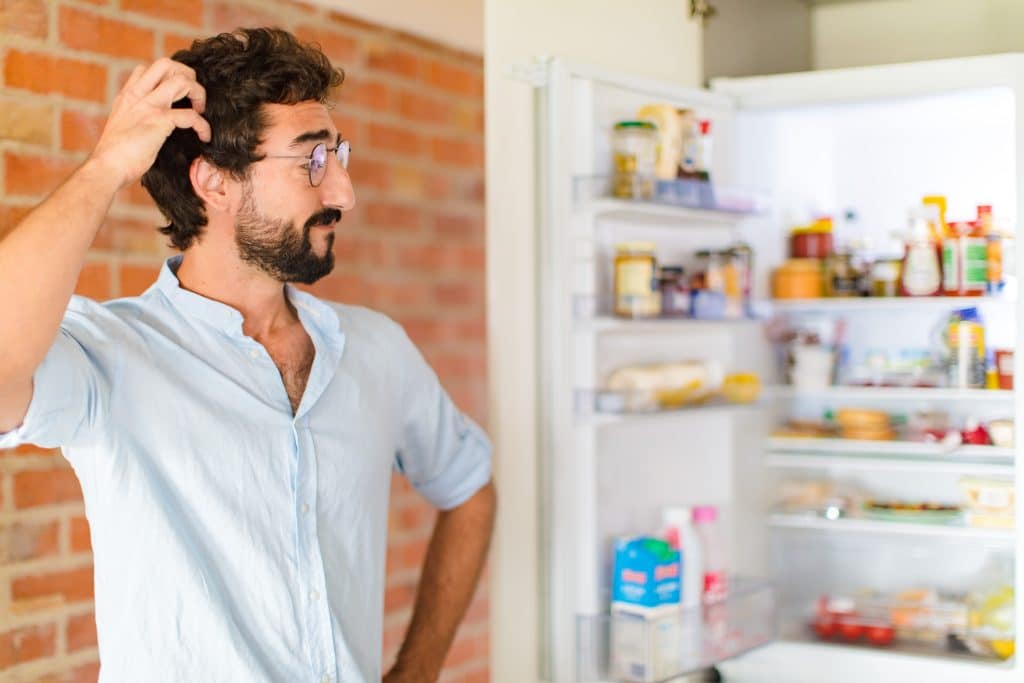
[[155, 256, 342, 341]]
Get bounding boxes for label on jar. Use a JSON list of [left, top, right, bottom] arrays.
[[616, 261, 658, 316]]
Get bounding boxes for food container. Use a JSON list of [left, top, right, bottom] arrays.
[[657, 266, 689, 317], [789, 345, 835, 390], [721, 372, 761, 404], [773, 259, 823, 299], [995, 349, 1014, 389], [791, 219, 834, 259], [871, 258, 902, 297], [612, 120, 658, 199], [614, 242, 660, 318], [988, 419, 1014, 448], [836, 408, 894, 441], [960, 478, 1014, 529], [825, 251, 862, 298]]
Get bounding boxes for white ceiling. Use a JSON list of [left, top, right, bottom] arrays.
[[319, 0, 483, 53]]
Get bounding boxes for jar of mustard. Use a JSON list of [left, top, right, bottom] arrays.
[[614, 242, 661, 318]]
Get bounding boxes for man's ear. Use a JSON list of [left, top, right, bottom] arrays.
[[190, 157, 233, 213]]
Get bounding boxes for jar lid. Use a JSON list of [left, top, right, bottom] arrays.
[[615, 241, 656, 253], [614, 120, 657, 130], [659, 265, 685, 277], [780, 258, 823, 271]]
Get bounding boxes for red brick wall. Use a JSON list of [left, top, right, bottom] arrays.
[[0, 2, 488, 681]]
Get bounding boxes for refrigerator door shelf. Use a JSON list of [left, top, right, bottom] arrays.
[[576, 576, 777, 683], [767, 385, 1015, 404], [573, 175, 767, 225]]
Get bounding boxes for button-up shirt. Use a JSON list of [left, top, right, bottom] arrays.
[[0, 256, 492, 682]]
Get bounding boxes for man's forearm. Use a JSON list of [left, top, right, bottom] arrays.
[[387, 481, 496, 682]]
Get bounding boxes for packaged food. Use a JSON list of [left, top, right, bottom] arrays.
[[947, 307, 986, 389], [612, 121, 658, 199], [614, 242, 661, 318], [825, 251, 861, 298], [901, 206, 943, 297], [679, 116, 711, 183], [922, 195, 949, 238], [988, 419, 1014, 448], [995, 349, 1013, 389], [721, 372, 761, 404], [773, 259, 823, 299], [942, 220, 987, 296], [790, 218, 834, 259], [729, 242, 754, 316], [657, 266, 689, 317], [870, 258, 902, 297], [637, 104, 684, 181], [960, 478, 1014, 528], [604, 360, 724, 412]]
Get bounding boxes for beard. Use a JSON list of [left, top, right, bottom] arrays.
[[234, 182, 339, 284]]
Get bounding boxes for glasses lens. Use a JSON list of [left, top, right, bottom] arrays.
[[336, 140, 350, 169], [309, 143, 328, 186]]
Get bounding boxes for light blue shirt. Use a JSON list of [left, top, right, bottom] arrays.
[[0, 256, 492, 682]]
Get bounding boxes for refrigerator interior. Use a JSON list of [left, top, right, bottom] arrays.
[[543, 60, 1019, 682]]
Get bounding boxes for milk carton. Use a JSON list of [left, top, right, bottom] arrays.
[[610, 537, 686, 682]]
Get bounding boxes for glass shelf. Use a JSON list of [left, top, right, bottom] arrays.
[[766, 437, 1014, 460], [576, 576, 776, 683], [768, 296, 1016, 313], [768, 385, 1014, 403], [576, 389, 761, 425], [573, 176, 767, 224], [769, 513, 1015, 543]]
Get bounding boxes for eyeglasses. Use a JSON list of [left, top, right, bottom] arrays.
[[263, 140, 350, 187]]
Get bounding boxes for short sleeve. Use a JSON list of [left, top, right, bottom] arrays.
[[0, 298, 113, 451], [392, 326, 492, 511]]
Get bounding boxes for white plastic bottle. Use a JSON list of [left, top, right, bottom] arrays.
[[692, 505, 729, 603], [660, 506, 703, 609]]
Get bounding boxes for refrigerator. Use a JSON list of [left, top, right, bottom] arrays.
[[532, 54, 1024, 682]]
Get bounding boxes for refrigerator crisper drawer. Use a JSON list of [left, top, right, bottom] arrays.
[[575, 576, 777, 683]]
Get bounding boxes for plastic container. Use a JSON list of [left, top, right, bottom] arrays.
[[612, 121, 658, 199], [657, 266, 690, 317], [693, 506, 728, 604], [661, 507, 703, 609], [773, 259, 823, 299], [902, 206, 943, 297], [942, 220, 987, 296], [947, 307, 986, 389]]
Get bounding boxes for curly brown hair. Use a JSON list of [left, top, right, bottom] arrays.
[[141, 27, 345, 251]]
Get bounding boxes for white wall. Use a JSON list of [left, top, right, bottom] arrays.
[[318, 0, 482, 52], [484, 2, 701, 681], [814, 0, 1024, 70]]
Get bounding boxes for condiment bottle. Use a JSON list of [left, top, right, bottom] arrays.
[[942, 219, 987, 297], [902, 206, 942, 297]]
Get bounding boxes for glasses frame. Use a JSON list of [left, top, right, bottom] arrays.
[[263, 140, 350, 187]]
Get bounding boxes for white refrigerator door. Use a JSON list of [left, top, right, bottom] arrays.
[[535, 58, 779, 683], [711, 54, 1024, 683]]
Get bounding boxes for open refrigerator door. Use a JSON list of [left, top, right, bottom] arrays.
[[535, 58, 778, 683], [535, 54, 1023, 683]]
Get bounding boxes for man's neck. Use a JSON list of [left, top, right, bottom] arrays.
[[175, 249, 298, 339]]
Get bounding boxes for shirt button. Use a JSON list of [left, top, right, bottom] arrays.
[[310, 589, 320, 602], [250, 348, 260, 359], [301, 503, 310, 514]]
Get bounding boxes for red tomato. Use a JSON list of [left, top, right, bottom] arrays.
[[838, 621, 865, 642], [866, 624, 895, 646], [813, 618, 838, 640]]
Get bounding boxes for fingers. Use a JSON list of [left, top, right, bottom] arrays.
[[168, 109, 212, 143], [146, 72, 207, 114], [123, 64, 147, 90], [131, 58, 205, 113]]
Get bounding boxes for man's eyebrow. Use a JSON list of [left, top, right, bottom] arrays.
[[289, 129, 333, 147]]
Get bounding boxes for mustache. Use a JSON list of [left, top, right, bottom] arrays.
[[304, 208, 342, 230]]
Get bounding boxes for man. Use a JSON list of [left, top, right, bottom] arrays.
[[0, 27, 495, 682]]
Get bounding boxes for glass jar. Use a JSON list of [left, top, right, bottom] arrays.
[[871, 258, 902, 297], [611, 120, 657, 200], [825, 251, 860, 298], [658, 266, 689, 317], [697, 250, 727, 294], [614, 242, 660, 318]]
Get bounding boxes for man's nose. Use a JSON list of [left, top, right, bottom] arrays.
[[320, 153, 355, 212]]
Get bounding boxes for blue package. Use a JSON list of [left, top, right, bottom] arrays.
[[611, 537, 681, 612]]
